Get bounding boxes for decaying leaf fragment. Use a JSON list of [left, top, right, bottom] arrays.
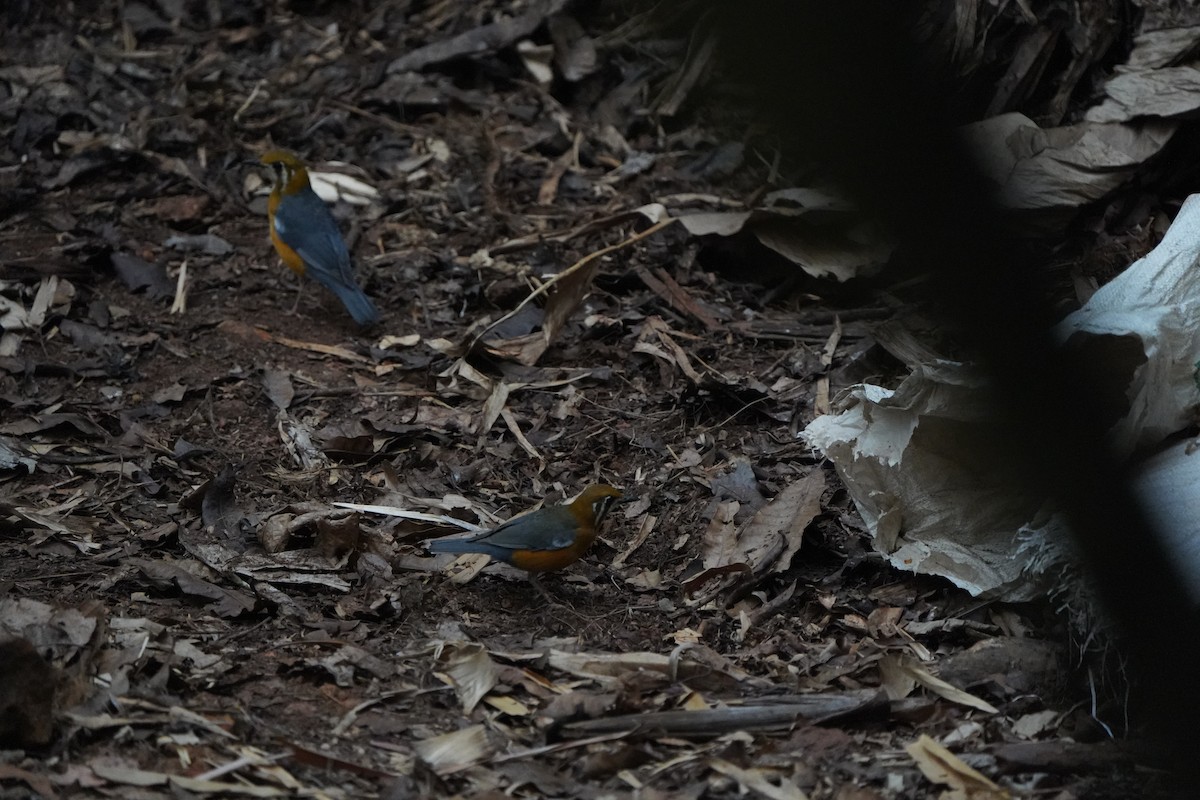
[[433, 641, 498, 714], [710, 758, 810, 800], [415, 724, 492, 772], [677, 188, 893, 282], [879, 653, 998, 714], [697, 471, 826, 591], [906, 734, 1009, 799]]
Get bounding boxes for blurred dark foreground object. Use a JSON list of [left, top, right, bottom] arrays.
[[705, 0, 1200, 786], [0, 637, 57, 748]]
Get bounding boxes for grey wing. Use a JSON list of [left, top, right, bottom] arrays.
[[480, 508, 576, 551]]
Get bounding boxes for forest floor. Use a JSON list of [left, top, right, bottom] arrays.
[[0, 2, 1176, 798]]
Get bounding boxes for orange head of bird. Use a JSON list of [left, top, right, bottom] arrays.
[[568, 484, 623, 531], [260, 149, 310, 195]]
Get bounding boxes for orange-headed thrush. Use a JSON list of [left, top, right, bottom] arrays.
[[261, 149, 380, 326], [427, 485, 623, 572]]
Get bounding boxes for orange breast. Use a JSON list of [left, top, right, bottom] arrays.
[[508, 534, 594, 572], [267, 192, 306, 276]]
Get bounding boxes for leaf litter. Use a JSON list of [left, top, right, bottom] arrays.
[[0, 1, 1191, 798]]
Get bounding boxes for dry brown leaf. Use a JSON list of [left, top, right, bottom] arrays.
[[701, 472, 825, 577], [445, 552, 493, 584], [91, 761, 289, 796], [878, 652, 918, 701], [814, 317, 842, 415], [700, 500, 742, 569], [710, 758, 810, 800], [501, 407, 543, 460], [479, 379, 510, 436], [261, 369, 294, 410], [434, 641, 498, 714], [537, 131, 580, 204], [0, 764, 57, 800], [682, 563, 751, 596], [765, 471, 826, 574], [905, 734, 1009, 799], [89, 762, 170, 788], [548, 650, 672, 688], [1011, 710, 1058, 739], [483, 694, 531, 716], [634, 265, 725, 330], [415, 724, 491, 772], [881, 654, 998, 714], [643, 316, 705, 382], [540, 690, 616, 721], [314, 514, 363, 558], [612, 513, 656, 568], [625, 568, 663, 590]]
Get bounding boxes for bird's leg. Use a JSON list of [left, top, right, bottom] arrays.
[[288, 273, 305, 315], [528, 574, 571, 609]]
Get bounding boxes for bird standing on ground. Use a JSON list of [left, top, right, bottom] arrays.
[[427, 485, 623, 573], [260, 149, 380, 326]]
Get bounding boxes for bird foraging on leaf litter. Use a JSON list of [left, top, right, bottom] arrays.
[[427, 485, 623, 573], [261, 149, 380, 326]]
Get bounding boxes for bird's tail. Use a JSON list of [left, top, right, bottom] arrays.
[[428, 538, 509, 562], [427, 539, 479, 555], [329, 282, 380, 326]]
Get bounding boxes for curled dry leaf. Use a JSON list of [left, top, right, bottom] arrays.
[[434, 641, 498, 714], [906, 734, 1009, 800], [415, 724, 492, 772], [700, 471, 825, 582], [880, 653, 998, 714]]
